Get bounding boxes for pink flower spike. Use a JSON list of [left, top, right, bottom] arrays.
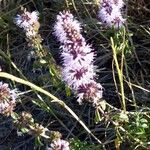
[[54, 11, 103, 104]]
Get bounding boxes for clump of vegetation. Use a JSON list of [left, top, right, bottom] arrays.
[[0, 0, 150, 149]]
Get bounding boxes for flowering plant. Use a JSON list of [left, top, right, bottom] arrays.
[[54, 11, 103, 104]]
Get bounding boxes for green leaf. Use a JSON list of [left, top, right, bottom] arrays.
[[35, 136, 43, 147], [119, 112, 129, 122], [0, 17, 8, 28], [141, 123, 148, 128], [40, 59, 47, 64], [21, 128, 29, 133], [99, 100, 106, 111], [94, 109, 102, 123], [140, 118, 148, 123], [65, 86, 71, 97]]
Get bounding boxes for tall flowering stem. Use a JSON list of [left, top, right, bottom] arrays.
[[14, 111, 70, 149], [54, 11, 103, 105], [14, 8, 60, 79], [14, 9, 42, 53], [98, 0, 125, 28]]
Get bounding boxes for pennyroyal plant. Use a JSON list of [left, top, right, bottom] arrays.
[[14, 8, 47, 61], [54, 11, 103, 105], [14, 8, 61, 80]]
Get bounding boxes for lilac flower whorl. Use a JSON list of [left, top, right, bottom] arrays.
[[0, 82, 17, 116], [54, 11, 103, 104], [98, 0, 125, 28], [47, 139, 70, 150], [14, 9, 39, 38]]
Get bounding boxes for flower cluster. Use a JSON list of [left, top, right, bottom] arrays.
[[98, 0, 125, 28], [47, 139, 70, 150], [54, 11, 103, 104], [0, 82, 17, 116], [14, 9, 40, 38], [14, 9, 49, 62]]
